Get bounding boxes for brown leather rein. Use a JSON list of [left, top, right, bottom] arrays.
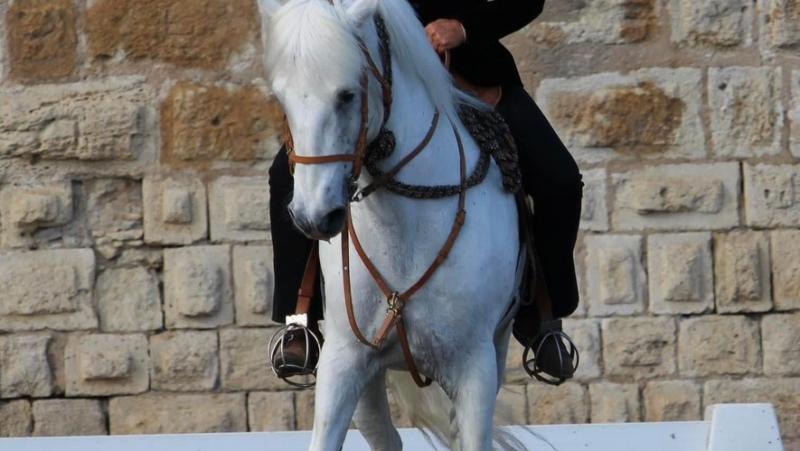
[[286, 17, 469, 388]]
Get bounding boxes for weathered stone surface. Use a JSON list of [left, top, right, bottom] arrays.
[[164, 246, 234, 329], [669, 0, 753, 47], [704, 379, 800, 439], [32, 399, 106, 437], [161, 83, 282, 166], [0, 400, 32, 437], [648, 233, 714, 315], [531, 0, 657, 44], [536, 69, 704, 164], [527, 383, 588, 425], [745, 165, 800, 228], [643, 381, 701, 422], [679, 316, 760, 377], [494, 386, 528, 426], [759, 0, 800, 54], [7, 0, 77, 82], [762, 313, 800, 376], [220, 328, 283, 390], [248, 392, 295, 431], [771, 230, 800, 311], [150, 331, 219, 391], [97, 267, 162, 332], [613, 164, 740, 231], [209, 177, 271, 242], [0, 78, 154, 161], [590, 383, 641, 423], [0, 182, 74, 248], [86, 0, 258, 69], [85, 179, 143, 237], [0, 334, 54, 398], [709, 67, 783, 158], [564, 319, 602, 380], [0, 249, 96, 331], [580, 169, 609, 231], [143, 175, 208, 245], [585, 235, 645, 316], [65, 334, 148, 396], [603, 317, 677, 379], [295, 389, 315, 431], [792, 72, 800, 158], [233, 246, 274, 326], [504, 336, 529, 385], [713, 231, 772, 313], [109, 394, 247, 434]]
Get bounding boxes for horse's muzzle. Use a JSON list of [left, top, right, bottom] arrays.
[[290, 205, 347, 240]]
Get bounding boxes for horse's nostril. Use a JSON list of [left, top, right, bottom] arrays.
[[318, 207, 347, 236]]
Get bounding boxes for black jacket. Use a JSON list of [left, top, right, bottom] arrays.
[[409, 0, 545, 87]]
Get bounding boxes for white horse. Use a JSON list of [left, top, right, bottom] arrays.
[[259, 0, 521, 449]]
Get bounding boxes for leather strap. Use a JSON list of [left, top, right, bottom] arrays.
[[296, 242, 320, 316]]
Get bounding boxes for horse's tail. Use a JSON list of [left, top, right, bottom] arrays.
[[386, 371, 528, 451]]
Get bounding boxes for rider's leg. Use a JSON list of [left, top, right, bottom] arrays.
[[352, 371, 403, 451]]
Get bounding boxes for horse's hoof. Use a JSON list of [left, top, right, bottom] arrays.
[[521, 320, 579, 386], [269, 324, 322, 388]]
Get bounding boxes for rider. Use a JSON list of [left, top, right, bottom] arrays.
[[269, 0, 583, 383]]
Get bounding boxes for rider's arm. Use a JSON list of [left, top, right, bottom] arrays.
[[449, 0, 545, 46]]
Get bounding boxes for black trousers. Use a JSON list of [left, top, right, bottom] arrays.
[[269, 85, 582, 324]]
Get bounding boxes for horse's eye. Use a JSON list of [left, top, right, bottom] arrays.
[[337, 90, 355, 106]]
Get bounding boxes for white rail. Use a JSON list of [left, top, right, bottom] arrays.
[[0, 404, 783, 451]]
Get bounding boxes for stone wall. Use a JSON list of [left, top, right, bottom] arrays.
[[0, 0, 798, 447]]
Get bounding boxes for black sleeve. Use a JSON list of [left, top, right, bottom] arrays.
[[449, 0, 545, 46]]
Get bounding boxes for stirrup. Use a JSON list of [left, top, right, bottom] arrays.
[[521, 319, 580, 386], [268, 319, 322, 388]]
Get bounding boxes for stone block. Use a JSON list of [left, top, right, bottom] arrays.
[[109, 394, 247, 434], [84, 179, 143, 238], [164, 246, 234, 329], [564, 319, 602, 381], [709, 67, 783, 158], [143, 175, 208, 245], [0, 249, 97, 331], [160, 82, 282, 165], [248, 392, 295, 431], [32, 399, 106, 437], [792, 72, 800, 158], [603, 317, 677, 379], [643, 381, 701, 422], [209, 177, 270, 242], [0, 334, 54, 398], [648, 233, 714, 315], [0, 400, 32, 437], [97, 267, 162, 332], [531, 0, 657, 44], [295, 389, 315, 431], [704, 379, 800, 439], [762, 313, 800, 376], [150, 331, 219, 392], [669, 0, 753, 47], [233, 246, 275, 326], [745, 164, 800, 228], [0, 182, 74, 248], [612, 164, 740, 231], [504, 336, 529, 385], [771, 230, 800, 310], [579, 169, 609, 231], [678, 316, 760, 377], [65, 334, 149, 396], [0, 78, 154, 161], [527, 383, 588, 425], [713, 231, 772, 313], [589, 383, 641, 423], [584, 235, 645, 316], [86, 0, 259, 69], [7, 0, 77, 82], [220, 328, 284, 390], [494, 385, 528, 426], [536, 69, 705, 164], [759, 0, 800, 55]]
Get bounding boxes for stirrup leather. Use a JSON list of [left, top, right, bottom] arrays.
[[521, 319, 580, 386], [268, 316, 321, 388]]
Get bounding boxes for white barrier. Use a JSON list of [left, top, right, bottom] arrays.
[[1, 404, 783, 451]]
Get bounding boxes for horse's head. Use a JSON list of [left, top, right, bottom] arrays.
[[260, 0, 386, 239]]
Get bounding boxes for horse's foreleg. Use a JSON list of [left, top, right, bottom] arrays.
[[352, 370, 402, 451], [443, 344, 498, 451], [309, 341, 373, 451]]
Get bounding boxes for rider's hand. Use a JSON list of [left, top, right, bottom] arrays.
[[425, 19, 466, 54]]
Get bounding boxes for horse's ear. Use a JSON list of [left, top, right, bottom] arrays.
[[257, 0, 281, 18], [345, 0, 378, 26]]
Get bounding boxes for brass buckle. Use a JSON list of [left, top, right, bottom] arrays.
[[386, 292, 404, 317]]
